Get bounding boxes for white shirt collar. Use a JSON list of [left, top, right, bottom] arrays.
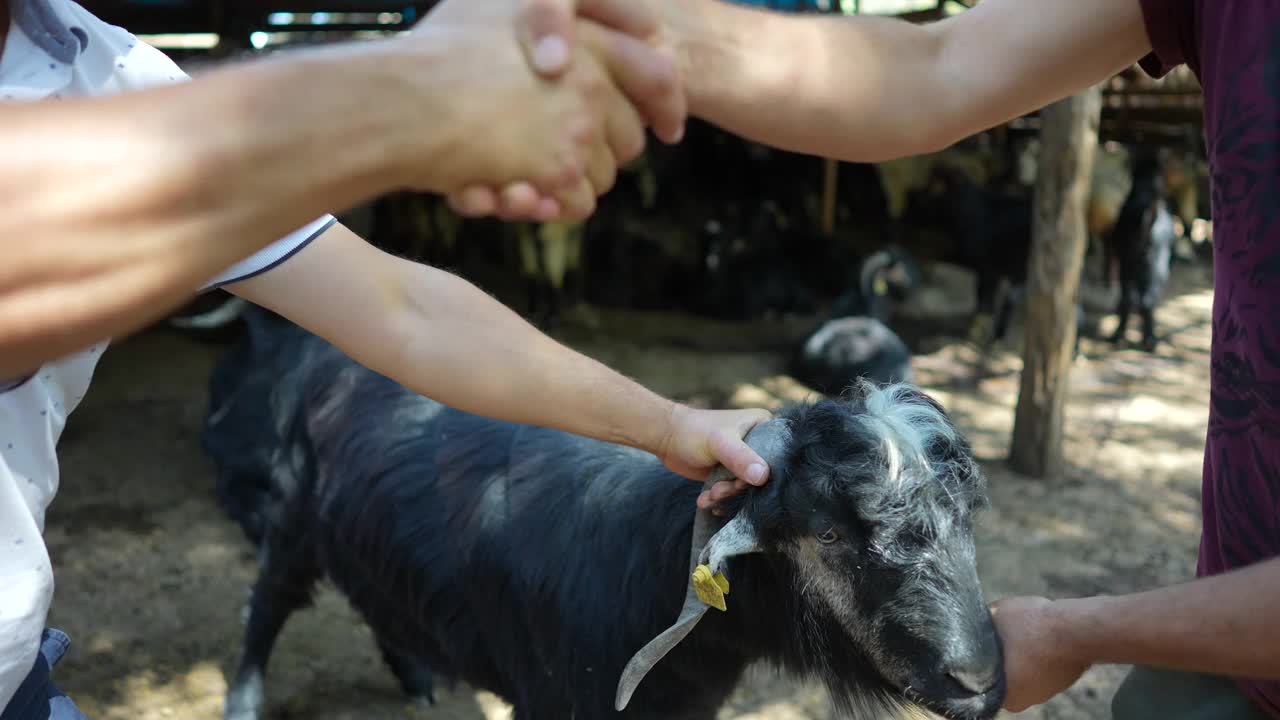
[[9, 0, 82, 63], [0, 0, 75, 99]]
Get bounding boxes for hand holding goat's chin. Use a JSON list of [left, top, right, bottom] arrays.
[[989, 596, 1091, 712]]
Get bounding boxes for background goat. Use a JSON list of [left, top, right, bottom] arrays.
[[906, 165, 1088, 354], [204, 307, 1006, 720], [903, 164, 1033, 345], [791, 245, 919, 392], [1105, 149, 1177, 352]]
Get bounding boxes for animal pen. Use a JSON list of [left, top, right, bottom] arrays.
[[36, 3, 1218, 719], [98, 0, 1208, 469]]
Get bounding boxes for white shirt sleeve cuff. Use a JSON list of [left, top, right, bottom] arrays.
[[200, 214, 337, 293]]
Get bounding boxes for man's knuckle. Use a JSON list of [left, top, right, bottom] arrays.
[[618, 133, 645, 164], [566, 119, 596, 148], [538, 157, 579, 191], [522, 0, 561, 23], [641, 65, 677, 101]]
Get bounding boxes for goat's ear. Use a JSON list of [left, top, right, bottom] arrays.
[[700, 513, 762, 573]]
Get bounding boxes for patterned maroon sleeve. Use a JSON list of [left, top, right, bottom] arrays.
[[1137, 0, 1199, 78]]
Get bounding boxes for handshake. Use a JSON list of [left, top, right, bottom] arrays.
[[381, 0, 692, 223]]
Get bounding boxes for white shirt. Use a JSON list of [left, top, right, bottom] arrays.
[[0, 1, 335, 709]]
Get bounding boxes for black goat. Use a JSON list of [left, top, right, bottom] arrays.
[[907, 166, 1089, 355], [791, 246, 918, 392], [1105, 150, 1177, 352], [205, 307, 1006, 720], [904, 164, 1031, 344], [991, 284, 1089, 359]]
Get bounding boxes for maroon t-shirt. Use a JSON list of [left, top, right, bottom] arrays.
[[1139, 1, 1280, 715]]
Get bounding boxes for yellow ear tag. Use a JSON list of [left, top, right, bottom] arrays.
[[692, 564, 731, 611], [874, 276, 889, 295]]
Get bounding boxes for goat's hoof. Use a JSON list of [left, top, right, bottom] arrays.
[[967, 316, 994, 346], [222, 702, 260, 720], [404, 695, 435, 717], [1141, 338, 1158, 353], [222, 675, 264, 720]]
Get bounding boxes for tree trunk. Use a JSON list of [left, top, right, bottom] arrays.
[[1009, 86, 1102, 478]]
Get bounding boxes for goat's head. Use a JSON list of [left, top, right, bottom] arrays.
[[845, 245, 920, 317], [618, 381, 1003, 720]]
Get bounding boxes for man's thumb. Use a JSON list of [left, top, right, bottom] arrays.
[[517, 0, 575, 77]]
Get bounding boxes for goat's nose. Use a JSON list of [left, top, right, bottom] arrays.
[[945, 664, 999, 695]]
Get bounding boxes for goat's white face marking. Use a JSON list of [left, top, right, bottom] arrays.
[[787, 536, 860, 633], [857, 383, 959, 492], [784, 535, 917, 694]]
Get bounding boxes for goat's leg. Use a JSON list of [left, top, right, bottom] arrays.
[[538, 222, 582, 329], [545, 284, 562, 330], [1110, 273, 1132, 345], [406, 194, 433, 263], [223, 542, 321, 720], [566, 224, 585, 306], [992, 282, 1023, 342], [374, 635, 438, 706], [1073, 303, 1087, 359], [967, 273, 998, 344], [431, 200, 462, 268], [522, 275, 548, 326], [515, 224, 548, 325], [1110, 301, 1130, 344], [1139, 302, 1158, 353]]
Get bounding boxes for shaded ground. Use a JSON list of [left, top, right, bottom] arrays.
[[43, 258, 1215, 720]]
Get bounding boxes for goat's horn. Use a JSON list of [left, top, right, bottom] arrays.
[[859, 249, 897, 298], [614, 417, 793, 711]]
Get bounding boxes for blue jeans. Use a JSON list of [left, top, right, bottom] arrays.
[[0, 630, 87, 720]]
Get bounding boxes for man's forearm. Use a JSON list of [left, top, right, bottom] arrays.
[[672, 1, 951, 161], [670, 0, 1151, 163], [231, 230, 678, 456], [0, 42, 419, 376], [379, 261, 677, 454], [1060, 557, 1280, 679]]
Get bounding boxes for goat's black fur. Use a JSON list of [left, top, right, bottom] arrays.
[[904, 165, 1032, 333], [205, 307, 1003, 720]]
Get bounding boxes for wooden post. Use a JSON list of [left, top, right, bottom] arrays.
[[821, 158, 839, 236], [1009, 85, 1102, 478]]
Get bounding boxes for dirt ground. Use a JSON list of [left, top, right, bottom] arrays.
[[42, 256, 1215, 720]]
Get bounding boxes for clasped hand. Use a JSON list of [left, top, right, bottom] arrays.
[[404, 0, 683, 221]]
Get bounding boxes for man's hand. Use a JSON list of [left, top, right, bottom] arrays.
[[513, 0, 685, 144], [447, 0, 687, 221], [988, 596, 1092, 712], [656, 405, 774, 506], [399, 0, 674, 219]]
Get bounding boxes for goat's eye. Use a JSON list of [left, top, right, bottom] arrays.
[[817, 527, 840, 544]]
